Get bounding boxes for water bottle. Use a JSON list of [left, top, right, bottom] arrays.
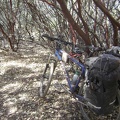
[[71, 71, 80, 87]]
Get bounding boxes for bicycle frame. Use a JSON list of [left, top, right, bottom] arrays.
[[41, 34, 106, 108], [54, 48, 86, 101]]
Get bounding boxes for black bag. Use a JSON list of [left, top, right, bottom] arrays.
[[84, 54, 120, 115]]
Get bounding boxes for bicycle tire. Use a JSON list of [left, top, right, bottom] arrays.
[[78, 82, 90, 120], [39, 62, 55, 98], [78, 82, 120, 120]]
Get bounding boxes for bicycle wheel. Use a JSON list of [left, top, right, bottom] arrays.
[[78, 82, 90, 120], [78, 82, 120, 120], [39, 61, 56, 98]]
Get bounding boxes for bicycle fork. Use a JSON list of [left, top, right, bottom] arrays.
[[47, 53, 57, 72]]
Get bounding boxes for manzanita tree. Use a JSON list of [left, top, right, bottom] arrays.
[[0, 0, 119, 51], [56, 0, 120, 47]]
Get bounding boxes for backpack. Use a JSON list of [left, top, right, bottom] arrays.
[[84, 54, 120, 115]]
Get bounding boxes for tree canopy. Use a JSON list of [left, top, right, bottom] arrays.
[[0, 0, 120, 51]]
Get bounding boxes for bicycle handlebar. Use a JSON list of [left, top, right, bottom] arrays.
[[42, 34, 120, 58], [42, 34, 73, 46]]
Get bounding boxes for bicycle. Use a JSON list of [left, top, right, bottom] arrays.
[[39, 34, 85, 96], [39, 34, 120, 120]]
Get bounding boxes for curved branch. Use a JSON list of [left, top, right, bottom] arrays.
[[56, 0, 91, 46], [93, 0, 120, 29]]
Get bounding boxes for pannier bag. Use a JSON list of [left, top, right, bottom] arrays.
[[84, 54, 120, 115]]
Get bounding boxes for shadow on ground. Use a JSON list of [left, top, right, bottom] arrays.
[[1, 41, 118, 120], [0, 45, 83, 120]]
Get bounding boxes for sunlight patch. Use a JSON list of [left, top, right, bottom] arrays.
[[4, 98, 17, 106], [8, 106, 17, 115], [0, 61, 26, 75], [0, 60, 43, 75], [3, 98, 17, 115], [18, 93, 30, 101], [0, 82, 22, 93], [32, 81, 40, 88]]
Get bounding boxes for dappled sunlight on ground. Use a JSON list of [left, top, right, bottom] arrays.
[[0, 42, 83, 120], [3, 97, 18, 115], [0, 45, 45, 119], [0, 59, 43, 75], [1, 41, 119, 120], [0, 82, 23, 93], [0, 41, 119, 120]]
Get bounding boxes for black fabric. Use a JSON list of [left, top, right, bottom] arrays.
[[84, 54, 120, 115], [89, 54, 120, 73]]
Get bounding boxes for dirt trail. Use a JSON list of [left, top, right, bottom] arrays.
[[0, 42, 82, 120], [0, 41, 119, 120]]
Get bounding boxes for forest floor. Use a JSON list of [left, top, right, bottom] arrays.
[[0, 41, 119, 120]]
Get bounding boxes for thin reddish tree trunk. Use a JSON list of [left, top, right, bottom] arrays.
[[56, 0, 91, 46], [105, 16, 109, 47], [0, 25, 15, 51], [93, 6, 97, 46], [93, 0, 120, 45], [93, 0, 120, 28]]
